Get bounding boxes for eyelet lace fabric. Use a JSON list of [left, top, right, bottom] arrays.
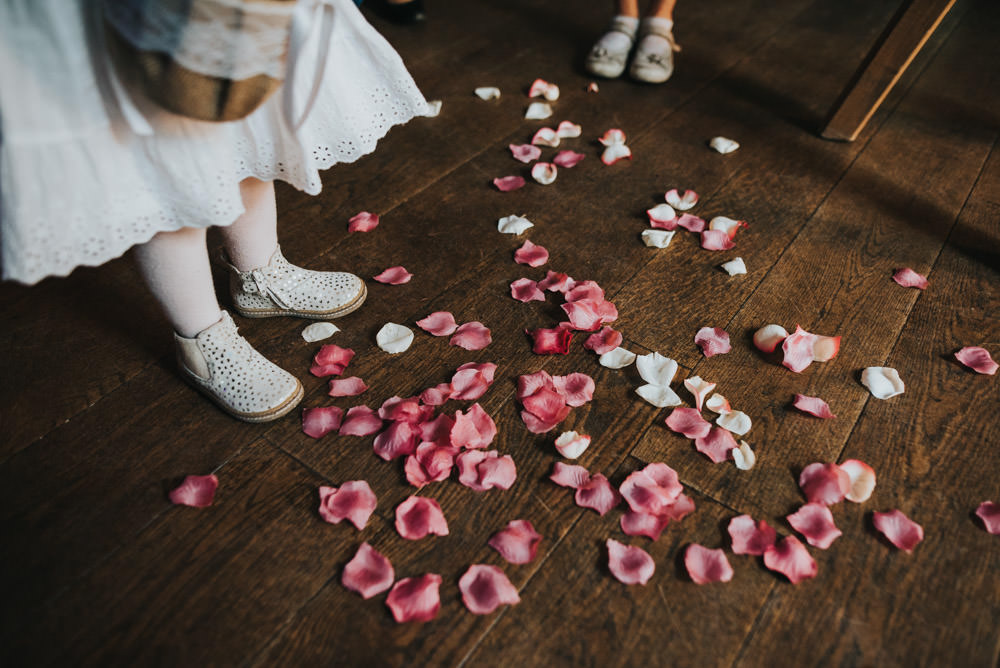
[[0, 0, 431, 284]]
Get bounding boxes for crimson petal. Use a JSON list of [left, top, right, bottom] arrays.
[[550, 462, 591, 489], [620, 512, 671, 541], [694, 427, 739, 463], [553, 150, 586, 168], [373, 421, 418, 461], [450, 362, 497, 401]]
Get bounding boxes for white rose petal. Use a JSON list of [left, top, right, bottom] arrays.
[[721, 257, 747, 276], [376, 323, 414, 354], [424, 100, 442, 117], [717, 410, 752, 436], [497, 215, 534, 234], [474, 86, 501, 100], [525, 102, 553, 120], [599, 347, 636, 369], [635, 383, 682, 408], [861, 367, 905, 399], [641, 229, 676, 248], [554, 431, 591, 459], [635, 352, 678, 387], [732, 441, 756, 470], [302, 322, 339, 342], [709, 136, 740, 154]]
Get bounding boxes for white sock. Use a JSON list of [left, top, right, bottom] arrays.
[[636, 17, 675, 58], [595, 15, 639, 53], [220, 178, 279, 272]]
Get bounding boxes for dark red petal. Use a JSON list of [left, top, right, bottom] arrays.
[[168, 474, 218, 508], [792, 394, 837, 419], [873, 509, 924, 552], [348, 211, 379, 233], [459, 564, 521, 614], [302, 406, 344, 438], [787, 503, 842, 549], [328, 377, 368, 397], [607, 539, 654, 585], [665, 407, 712, 439], [799, 462, 850, 505], [955, 346, 999, 375], [416, 311, 459, 336], [386, 574, 442, 623], [728, 515, 777, 555], [526, 326, 573, 355], [685, 544, 734, 584], [450, 322, 492, 350], [488, 519, 542, 564], [694, 327, 732, 357], [395, 496, 449, 539], [318, 481, 377, 530], [763, 536, 817, 584], [342, 542, 394, 599], [339, 406, 383, 436]]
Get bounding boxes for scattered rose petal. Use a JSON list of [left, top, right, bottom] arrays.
[[494, 176, 526, 192], [793, 394, 836, 419], [459, 565, 520, 614], [565, 280, 605, 303], [955, 346, 998, 375], [873, 509, 924, 552], [450, 403, 497, 449], [475, 86, 501, 100], [405, 443, 457, 487], [620, 511, 671, 541], [457, 449, 517, 491], [339, 406, 383, 436], [788, 503, 842, 549], [708, 216, 747, 239], [526, 326, 573, 355], [721, 257, 747, 276], [310, 344, 355, 377], [520, 388, 571, 434], [684, 376, 716, 411], [646, 203, 678, 229], [636, 381, 682, 407], [728, 515, 776, 555], [419, 383, 452, 406], [799, 462, 850, 505], [348, 211, 379, 233], [599, 128, 627, 145], [318, 481, 377, 530], [716, 410, 751, 436], [763, 536, 817, 584], [450, 321, 492, 350], [509, 143, 542, 163], [665, 188, 699, 211], [302, 321, 339, 342], [575, 474, 620, 515], [753, 324, 788, 353], [694, 426, 739, 463], [419, 413, 457, 446], [587, 82, 599, 92], [665, 407, 712, 439], [395, 496, 449, 539], [449, 362, 497, 401], [602, 143, 632, 165], [386, 574, 442, 623], [600, 347, 636, 369], [695, 327, 731, 357], [782, 325, 818, 373], [302, 406, 343, 438], [636, 351, 678, 387], [553, 150, 586, 168], [517, 369, 557, 399], [489, 520, 542, 564], [706, 393, 731, 414], [556, 120, 582, 138], [561, 299, 613, 331], [641, 229, 675, 248], [531, 162, 557, 185], [537, 270, 574, 292], [531, 127, 560, 148], [701, 230, 735, 251], [685, 544, 734, 584], [529, 78, 560, 101], [550, 461, 591, 488], [839, 459, 876, 503], [525, 101, 553, 120], [169, 474, 218, 508], [554, 431, 591, 459], [328, 377, 368, 397], [584, 326, 622, 355], [342, 542, 394, 599], [676, 213, 706, 233], [812, 335, 841, 362], [861, 367, 905, 399], [510, 278, 545, 302], [892, 267, 928, 289], [416, 311, 459, 336], [709, 136, 740, 154], [607, 539, 654, 585], [620, 463, 683, 515], [975, 501, 1000, 534], [514, 239, 550, 267], [373, 421, 418, 461], [497, 214, 534, 234], [732, 440, 756, 470], [552, 373, 595, 407], [376, 322, 414, 354]]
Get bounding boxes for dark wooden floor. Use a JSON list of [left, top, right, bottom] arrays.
[[2, 0, 998, 665]]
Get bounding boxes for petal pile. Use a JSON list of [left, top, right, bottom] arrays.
[[793, 394, 836, 419], [348, 211, 379, 233], [955, 346, 998, 375], [607, 539, 655, 585], [488, 519, 542, 564], [416, 311, 459, 336], [373, 266, 412, 285], [168, 474, 218, 508], [695, 327, 731, 357], [395, 496, 449, 539], [497, 214, 534, 234], [376, 323, 414, 354], [974, 501, 1000, 534], [450, 322, 492, 350], [405, 443, 458, 488], [763, 536, 817, 584], [787, 503, 842, 549], [341, 543, 394, 599], [619, 463, 694, 537], [685, 544, 734, 584], [514, 240, 549, 267], [728, 515, 776, 555], [459, 565, 521, 614], [318, 481, 377, 530], [386, 574, 442, 623], [872, 509, 923, 552], [518, 370, 592, 433], [302, 406, 343, 438], [799, 462, 851, 505], [892, 267, 928, 289], [494, 176, 526, 192], [310, 344, 355, 377], [861, 367, 905, 399]]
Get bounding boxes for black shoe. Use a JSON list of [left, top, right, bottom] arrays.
[[373, 0, 426, 25]]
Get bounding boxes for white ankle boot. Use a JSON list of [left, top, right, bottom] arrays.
[[175, 311, 303, 422], [223, 246, 367, 319], [630, 19, 679, 84], [585, 16, 639, 79]]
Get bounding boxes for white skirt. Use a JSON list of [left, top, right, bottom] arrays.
[[0, 0, 430, 284]]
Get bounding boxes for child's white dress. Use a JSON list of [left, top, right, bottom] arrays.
[[0, 0, 430, 284]]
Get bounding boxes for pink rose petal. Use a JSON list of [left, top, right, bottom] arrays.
[[529, 78, 558, 99], [418, 413, 456, 446], [620, 463, 683, 515], [339, 406, 383, 436], [694, 426, 739, 463], [975, 501, 1000, 534], [700, 230, 735, 251], [665, 188, 699, 211], [550, 462, 591, 489], [763, 536, 818, 584], [575, 474, 620, 515], [378, 396, 428, 423], [787, 503, 842, 549], [812, 334, 841, 362], [373, 266, 412, 285], [450, 362, 497, 401], [793, 394, 836, 419], [665, 407, 712, 440], [404, 443, 457, 488], [520, 409, 569, 434], [620, 511, 672, 541], [348, 211, 379, 233], [799, 462, 851, 505], [556, 120, 582, 138], [531, 162, 558, 185], [459, 564, 520, 614], [553, 150, 586, 168], [318, 481, 377, 530], [302, 406, 344, 438], [564, 281, 605, 303], [517, 369, 557, 399], [562, 299, 617, 331], [522, 387, 569, 422], [695, 327, 731, 357], [647, 204, 677, 229], [494, 176, 526, 192], [342, 542, 394, 599], [416, 311, 459, 336], [554, 430, 591, 458], [685, 544, 734, 584], [386, 574, 442, 623], [514, 239, 550, 267], [395, 496, 449, 540], [510, 143, 542, 163], [168, 474, 218, 508], [450, 403, 497, 449], [873, 509, 924, 552], [310, 344, 355, 377], [955, 346, 998, 375], [728, 515, 777, 555], [456, 449, 517, 491], [892, 267, 928, 289], [583, 326, 622, 355], [599, 128, 627, 145], [708, 216, 748, 239], [676, 213, 706, 233], [607, 539, 654, 585], [373, 421, 418, 461], [526, 326, 573, 355], [537, 270, 574, 292], [552, 373, 595, 407], [450, 321, 492, 350], [601, 143, 632, 165], [328, 377, 368, 397], [782, 325, 818, 373], [489, 519, 542, 564], [839, 459, 877, 503], [510, 277, 546, 302], [531, 127, 560, 147]]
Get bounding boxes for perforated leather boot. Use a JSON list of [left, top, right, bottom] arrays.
[[175, 311, 303, 422], [224, 246, 367, 319], [585, 16, 638, 79]]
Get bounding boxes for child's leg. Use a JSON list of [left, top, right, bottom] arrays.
[[631, 0, 678, 83], [585, 2, 641, 79], [219, 177, 279, 272]]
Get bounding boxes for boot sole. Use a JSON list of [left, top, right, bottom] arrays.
[[234, 283, 367, 320], [184, 374, 305, 423]]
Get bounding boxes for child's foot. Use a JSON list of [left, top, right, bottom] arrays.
[[175, 311, 303, 422], [629, 17, 678, 84], [223, 246, 367, 320], [585, 15, 639, 79]]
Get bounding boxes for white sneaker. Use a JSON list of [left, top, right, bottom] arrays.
[[175, 311, 303, 422], [585, 16, 639, 79]]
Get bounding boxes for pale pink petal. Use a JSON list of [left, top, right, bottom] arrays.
[[787, 503, 842, 549], [562, 299, 609, 331], [620, 464, 683, 515], [348, 211, 379, 233], [450, 321, 492, 350], [599, 128, 627, 145], [302, 406, 344, 438], [695, 327, 731, 357], [510, 143, 542, 163], [607, 539, 654, 585], [378, 396, 425, 423], [799, 462, 851, 505], [706, 393, 731, 414], [342, 542, 394, 599], [708, 216, 748, 239], [793, 394, 836, 419], [537, 270, 574, 292], [861, 367, 905, 399], [416, 311, 459, 336], [531, 162, 558, 185], [873, 509, 924, 552], [662, 493, 696, 522], [530, 127, 560, 147], [575, 474, 620, 515], [514, 239, 550, 267], [550, 373, 594, 408], [450, 362, 497, 401], [550, 462, 591, 488], [556, 120, 582, 138], [169, 474, 218, 508], [456, 449, 517, 491], [373, 421, 418, 461], [338, 406, 383, 436], [310, 344, 355, 377], [318, 481, 377, 530], [328, 377, 368, 397], [646, 203, 678, 229], [553, 150, 586, 168], [526, 326, 573, 355], [404, 443, 457, 488], [694, 426, 739, 463], [839, 459, 876, 503], [601, 143, 632, 165], [459, 564, 521, 615], [685, 544, 734, 584], [584, 326, 622, 355], [520, 409, 568, 434], [529, 78, 559, 100], [494, 176, 526, 192], [955, 346, 998, 375], [587, 82, 599, 93], [564, 281, 605, 302], [812, 335, 841, 362], [975, 501, 1000, 534], [395, 496, 449, 539], [763, 536, 817, 584], [683, 376, 716, 412], [517, 370, 557, 399], [489, 519, 542, 564], [892, 267, 928, 289], [753, 324, 789, 353], [701, 230, 735, 251], [419, 413, 456, 446], [386, 574, 442, 623], [665, 407, 712, 440], [782, 325, 818, 373], [620, 511, 672, 541], [676, 213, 706, 233], [665, 188, 699, 211], [554, 431, 591, 458], [510, 277, 546, 302], [373, 266, 412, 285], [522, 386, 569, 422], [716, 410, 752, 436], [450, 403, 497, 449], [728, 515, 777, 555]]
